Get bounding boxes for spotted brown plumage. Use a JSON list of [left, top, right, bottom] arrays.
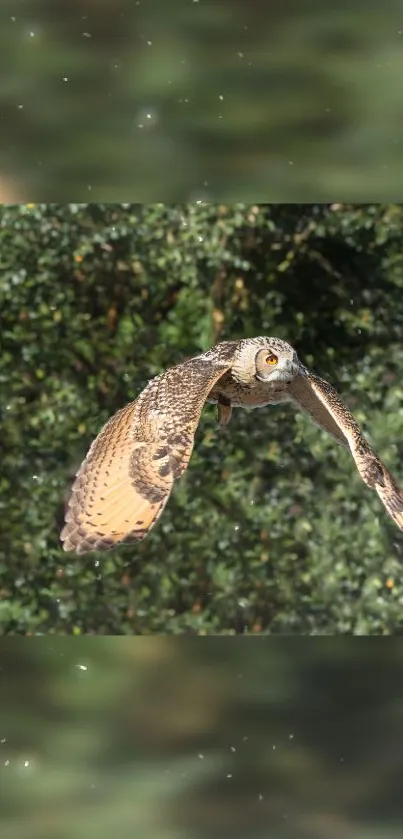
[[61, 341, 238, 553], [289, 372, 403, 532], [61, 336, 403, 553]]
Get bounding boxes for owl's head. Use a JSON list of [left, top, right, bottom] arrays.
[[232, 336, 301, 384]]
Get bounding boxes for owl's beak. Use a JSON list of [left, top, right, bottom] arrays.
[[279, 359, 299, 381]]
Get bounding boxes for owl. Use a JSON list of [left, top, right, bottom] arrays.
[[61, 336, 403, 553]]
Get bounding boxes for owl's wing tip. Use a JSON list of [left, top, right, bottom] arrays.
[[393, 506, 403, 532], [60, 521, 94, 554], [59, 523, 151, 554], [376, 477, 403, 532]]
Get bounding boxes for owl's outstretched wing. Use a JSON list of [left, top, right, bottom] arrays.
[[288, 371, 403, 531], [61, 343, 237, 553]]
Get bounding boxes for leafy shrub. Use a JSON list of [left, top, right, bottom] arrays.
[[1, 202, 403, 634]]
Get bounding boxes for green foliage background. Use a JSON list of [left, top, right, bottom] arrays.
[[1, 638, 403, 839], [1, 202, 403, 635], [2, 1, 403, 199]]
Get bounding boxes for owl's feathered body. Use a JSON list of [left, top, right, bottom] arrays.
[[61, 336, 403, 553]]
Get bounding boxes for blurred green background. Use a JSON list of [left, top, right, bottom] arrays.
[[1, 638, 403, 839], [2, 1, 403, 200], [1, 201, 403, 635]]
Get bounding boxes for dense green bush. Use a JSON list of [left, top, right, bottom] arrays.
[[1, 202, 403, 634]]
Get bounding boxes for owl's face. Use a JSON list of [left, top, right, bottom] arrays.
[[232, 337, 301, 385]]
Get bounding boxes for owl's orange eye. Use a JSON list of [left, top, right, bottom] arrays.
[[266, 353, 278, 365]]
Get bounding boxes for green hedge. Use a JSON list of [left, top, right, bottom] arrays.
[[1, 202, 403, 634]]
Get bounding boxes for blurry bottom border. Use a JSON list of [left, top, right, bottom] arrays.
[[0, 636, 402, 839]]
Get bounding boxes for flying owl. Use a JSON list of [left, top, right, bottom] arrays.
[[61, 336, 403, 553]]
